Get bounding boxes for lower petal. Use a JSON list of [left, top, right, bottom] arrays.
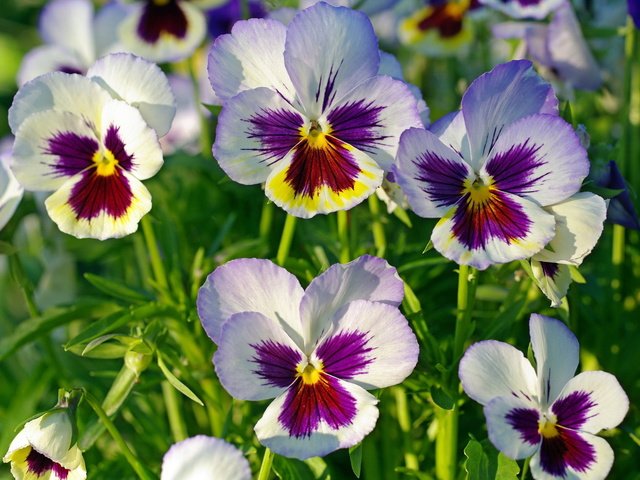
[[484, 395, 541, 460], [432, 190, 555, 270], [531, 260, 572, 308], [254, 377, 379, 460], [44, 169, 151, 240]]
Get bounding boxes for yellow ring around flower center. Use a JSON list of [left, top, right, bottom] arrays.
[[463, 177, 494, 205], [92, 149, 119, 176], [538, 418, 560, 438], [297, 361, 324, 385], [301, 120, 332, 149]]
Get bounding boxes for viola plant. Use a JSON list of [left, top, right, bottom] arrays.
[[8, 53, 175, 239], [394, 60, 590, 270], [208, 2, 422, 217], [459, 314, 629, 479], [197, 255, 419, 458]]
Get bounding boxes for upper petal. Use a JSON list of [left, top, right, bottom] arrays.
[[459, 340, 538, 406], [428, 110, 470, 159], [534, 193, 606, 266], [484, 395, 541, 460], [17, 45, 87, 87], [284, 2, 379, 118], [161, 436, 251, 480], [24, 411, 73, 463], [197, 258, 304, 345], [461, 60, 558, 168], [311, 299, 418, 389], [530, 314, 579, 407], [479, 0, 564, 20], [207, 18, 295, 102], [39, 0, 95, 65], [87, 53, 176, 137], [299, 255, 404, 350]]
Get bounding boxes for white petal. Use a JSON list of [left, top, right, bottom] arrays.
[[24, 411, 73, 463], [428, 110, 471, 160], [197, 258, 304, 345], [529, 314, 579, 407], [161, 436, 251, 480], [479, 0, 564, 20], [531, 261, 572, 308], [3, 426, 30, 461], [87, 53, 176, 137], [39, 0, 95, 65], [458, 340, 538, 406], [484, 395, 541, 459], [0, 151, 23, 231], [17, 45, 87, 87]]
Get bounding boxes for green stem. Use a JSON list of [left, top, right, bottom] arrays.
[[257, 447, 275, 480], [394, 387, 419, 471], [520, 457, 530, 479], [453, 264, 476, 361], [435, 406, 458, 480], [162, 381, 188, 442], [368, 195, 386, 257], [611, 224, 625, 298], [83, 391, 154, 480], [259, 200, 274, 246], [276, 214, 297, 266], [337, 210, 350, 263], [141, 216, 169, 295]]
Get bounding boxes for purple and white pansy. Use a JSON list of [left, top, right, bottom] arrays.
[[161, 436, 251, 480], [208, 2, 423, 218], [197, 255, 419, 459], [459, 314, 629, 479], [9, 53, 175, 240], [394, 60, 590, 270]]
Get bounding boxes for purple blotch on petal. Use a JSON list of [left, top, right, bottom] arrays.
[[104, 125, 135, 171], [58, 65, 84, 75], [327, 100, 389, 155], [69, 170, 133, 220], [417, 4, 464, 38], [552, 390, 598, 430], [26, 449, 69, 479], [539, 430, 596, 475], [46, 131, 97, 177], [540, 261, 559, 279], [413, 151, 468, 208], [506, 407, 540, 446], [316, 330, 374, 380], [245, 108, 303, 165], [251, 340, 301, 389], [278, 375, 357, 438], [485, 139, 548, 196], [137, 0, 188, 43]]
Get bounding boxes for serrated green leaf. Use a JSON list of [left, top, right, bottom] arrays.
[[430, 386, 455, 410], [464, 438, 520, 480], [157, 354, 204, 406], [349, 443, 363, 478], [84, 273, 151, 303]]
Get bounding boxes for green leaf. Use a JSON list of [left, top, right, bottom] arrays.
[[422, 240, 433, 254], [202, 103, 222, 116], [569, 265, 587, 284], [157, 354, 204, 406], [84, 273, 151, 303], [430, 386, 455, 410], [581, 182, 625, 199], [67, 342, 130, 359], [272, 455, 316, 480], [464, 438, 520, 480], [393, 206, 413, 227], [0, 240, 17, 255], [349, 442, 363, 478]]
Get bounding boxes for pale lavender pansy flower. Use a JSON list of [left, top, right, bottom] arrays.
[[479, 0, 563, 19], [393, 60, 590, 270], [459, 314, 629, 479], [9, 53, 175, 240], [0, 138, 23, 231], [161, 436, 251, 480], [530, 192, 606, 307], [208, 2, 422, 218], [18, 0, 128, 86], [197, 255, 419, 459]]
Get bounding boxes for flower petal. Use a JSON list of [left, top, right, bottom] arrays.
[[530, 430, 613, 480], [323, 75, 422, 171], [479, 0, 564, 20], [44, 169, 152, 240], [484, 395, 541, 459], [87, 53, 176, 137], [207, 18, 295, 102], [0, 150, 24, 231], [284, 2, 379, 118], [529, 314, 579, 407], [482, 114, 589, 206], [461, 60, 558, 168], [161, 436, 251, 480], [213, 87, 304, 185], [254, 377, 379, 459], [531, 261, 572, 308], [17, 45, 86, 87], [431, 191, 555, 270], [534, 192, 606, 265], [459, 340, 538, 406], [214, 311, 304, 401], [197, 258, 304, 345], [24, 411, 73, 463], [428, 110, 470, 159], [553, 371, 629, 434], [264, 135, 383, 218], [299, 255, 404, 350], [311, 299, 418, 389], [39, 0, 95, 66]]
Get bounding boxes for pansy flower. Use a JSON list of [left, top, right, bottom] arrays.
[[591, 160, 640, 230], [9, 53, 175, 239], [0, 138, 23, 231], [197, 256, 419, 459], [479, 0, 563, 19], [530, 192, 606, 306], [3, 410, 86, 480], [208, 2, 422, 218], [393, 60, 590, 270], [161, 436, 251, 480], [459, 314, 629, 479]]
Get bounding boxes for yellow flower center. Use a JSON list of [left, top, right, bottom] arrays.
[[538, 416, 560, 438], [463, 177, 493, 204], [302, 120, 331, 149], [92, 149, 119, 176], [297, 361, 324, 385]]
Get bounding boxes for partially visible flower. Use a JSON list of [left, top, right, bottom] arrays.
[[590, 160, 640, 230], [208, 3, 422, 217], [160, 74, 202, 155], [629, 0, 640, 28], [493, 2, 602, 91], [3, 410, 86, 480], [394, 60, 589, 270], [0, 138, 23, 231], [161, 436, 251, 480], [17, 0, 128, 85], [9, 53, 175, 239], [197, 255, 419, 459], [206, 0, 266, 38], [459, 314, 629, 479], [530, 192, 607, 306], [479, 0, 563, 19]]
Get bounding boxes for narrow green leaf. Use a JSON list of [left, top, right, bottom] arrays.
[[67, 342, 130, 359], [84, 273, 151, 303], [393, 207, 413, 227], [349, 443, 363, 478], [430, 386, 455, 410], [569, 265, 587, 284], [157, 354, 204, 406]]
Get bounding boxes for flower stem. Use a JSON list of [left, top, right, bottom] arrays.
[[368, 195, 386, 257], [276, 214, 297, 266], [141, 216, 170, 297], [162, 381, 188, 442], [259, 199, 274, 246], [521, 457, 530, 479], [257, 447, 275, 480], [394, 386, 419, 471], [453, 264, 476, 361], [337, 210, 350, 263], [435, 406, 458, 480]]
